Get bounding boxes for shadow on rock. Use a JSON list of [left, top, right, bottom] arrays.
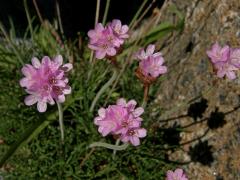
[[188, 140, 214, 166], [207, 107, 226, 129], [162, 123, 182, 146], [187, 98, 208, 121]]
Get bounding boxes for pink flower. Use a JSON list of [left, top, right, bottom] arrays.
[[88, 27, 118, 59], [206, 43, 239, 80], [166, 169, 188, 180], [120, 128, 147, 146], [109, 19, 129, 43], [20, 55, 72, 112], [136, 44, 167, 78], [214, 61, 238, 79], [206, 42, 230, 63], [136, 44, 162, 60], [87, 23, 105, 44], [229, 48, 240, 68], [94, 98, 147, 146], [88, 20, 129, 59]]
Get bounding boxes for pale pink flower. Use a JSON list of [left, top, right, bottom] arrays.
[[206, 42, 230, 63], [135, 44, 162, 60], [88, 27, 118, 59], [88, 20, 129, 59], [109, 19, 129, 44], [20, 55, 72, 112], [229, 48, 240, 68], [87, 23, 105, 44], [166, 169, 188, 180], [206, 43, 239, 80], [214, 61, 238, 80], [136, 44, 167, 78], [94, 98, 146, 146]]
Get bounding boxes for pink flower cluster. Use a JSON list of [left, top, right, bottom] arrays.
[[166, 169, 188, 180], [20, 55, 72, 112], [94, 98, 147, 146], [136, 44, 167, 78], [88, 19, 129, 59], [207, 42, 240, 80]]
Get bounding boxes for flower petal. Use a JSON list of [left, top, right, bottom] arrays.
[[20, 77, 29, 87], [62, 63, 73, 72], [133, 107, 144, 117], [54, 55, 63, 66], [136, 128, 147, 138], [116, 98, 127, 106], [130, 136, 140, 146], [24, 95, 38, 106], [174, 168, 184, 177], [31, 57, 41, 68], [57, 95, 66, 103], [37, 101, 47, 112], [98, 108, 106, 117]]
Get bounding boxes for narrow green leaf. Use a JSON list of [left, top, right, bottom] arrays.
[[0, 113, 56, 167]]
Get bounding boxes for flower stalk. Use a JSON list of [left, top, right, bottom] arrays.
[[89, 141, 129, 151], [57, 102, 64, 143], [90, 68, 118, 112]]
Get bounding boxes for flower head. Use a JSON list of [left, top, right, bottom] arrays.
[[135, 44, 167, 84], [229, 48, 240, 68], [206, 42, 230, 63], [166, 169, 188, 180], [206, 43, 240, 80], [88, 20, 129, 59], [20, 55, 72, 112], [136, 44, 162, 60], [110, 19, 129, 42], [94, 98, 146, 146]]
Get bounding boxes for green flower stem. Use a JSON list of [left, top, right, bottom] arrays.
[[112, 139, 120, 159], [57, 102, 64, 143], [0, 113, 56, 167], [90, 69, 118, 112], [102, 0, 111, 25], [129, 0, 148, 30], [89, 141, 129, 151], [141, 84, 149, 108]]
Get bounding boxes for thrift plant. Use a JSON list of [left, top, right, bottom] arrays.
[[1, 1, 240, 179]]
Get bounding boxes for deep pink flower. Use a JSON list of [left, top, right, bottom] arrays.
[[206, 42, 230, 63], [120, 128, 147, 146], [88, 20, 129, 59], [94, 98, 146, 146], [136, 44, 167, 78], [166, 169, 188, 180], [20, 55, 72, 112], [206, 43, 239, 80]]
